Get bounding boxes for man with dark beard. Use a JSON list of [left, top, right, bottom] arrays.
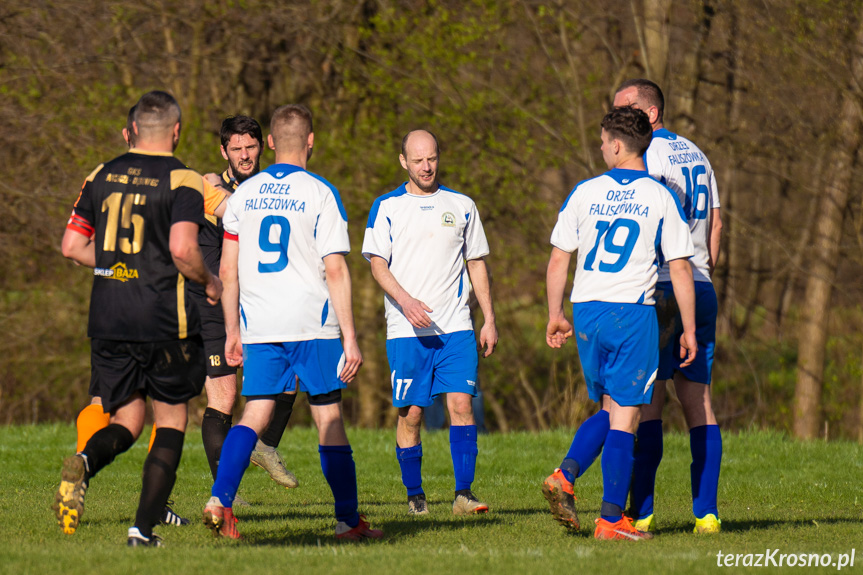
[[197, 116, 300, 492]]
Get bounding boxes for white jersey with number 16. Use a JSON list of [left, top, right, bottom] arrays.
[[646, 128, 719, 283]]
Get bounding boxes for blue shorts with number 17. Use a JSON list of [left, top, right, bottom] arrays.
[[573, 302, 658, 407], [386, 330, 478, 408]]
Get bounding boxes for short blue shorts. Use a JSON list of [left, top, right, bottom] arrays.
[[572, 302, 658, 407], [385, 330, 478, 408], [241, 339, 346, 397], [655, 281, 717, 384]]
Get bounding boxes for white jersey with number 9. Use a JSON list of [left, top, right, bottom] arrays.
[[222, 164, 350, 344]]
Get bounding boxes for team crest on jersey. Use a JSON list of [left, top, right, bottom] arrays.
[[93, 262, 139, 282], [441, 212, 455, 227]]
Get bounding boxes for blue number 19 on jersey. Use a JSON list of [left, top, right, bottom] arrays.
[[258, 215, 291, 273], [583, 218, 640, 273]]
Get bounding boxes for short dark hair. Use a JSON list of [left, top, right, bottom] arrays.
[[125, 104, 137, 147], [601, 106, 653, 156], [401, 130, 439, 157], [616, 78, 665, 123], [133, 91, 180, 134], [270, 104, 313, 150], [220, 115, 263, 149]]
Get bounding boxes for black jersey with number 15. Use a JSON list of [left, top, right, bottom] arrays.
[[68, 150, 206, 342]]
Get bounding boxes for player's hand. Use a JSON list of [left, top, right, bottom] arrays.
[[225, 332, 243, 367], [546, 317, 573, 348], [400, 296, 433, 329], [203, 172, 222, 187], [339, 338, 363, 383], [678, 330, 698, 368], [478, 321, 498, 357], [205, 275, 223, 306]]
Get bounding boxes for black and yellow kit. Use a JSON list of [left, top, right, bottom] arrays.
[[187, 170, 238, 377], [68, 150, 209, 342]]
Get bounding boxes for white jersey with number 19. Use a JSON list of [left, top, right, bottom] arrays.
[[551, 168, 693, 305], [646, 128, 719, 283], [222, 164, 350, 344]]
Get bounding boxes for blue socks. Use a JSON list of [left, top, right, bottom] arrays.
[[450, 425, 478, 492], [629, 419, 664, 519], [600, 430, 635, 521], [560, 409, 610, 483], [396, 443, 424, 496], [320, 444, 360, 527], [690, 424, 721, 518], [211, 424, 257, 507]]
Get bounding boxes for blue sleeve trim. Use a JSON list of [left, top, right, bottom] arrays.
[[560, 174, 602, 212], [305, 170, 349, 222], [366, 184, 408, 228]]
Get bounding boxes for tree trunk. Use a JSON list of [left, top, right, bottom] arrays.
[[672, 1, 714, 134], [793, 16, 863, 439], [640, 0, 672, 85], [776, 158, 822, 338], [716, 3, 743, 336], [354, 269, 385, 428]]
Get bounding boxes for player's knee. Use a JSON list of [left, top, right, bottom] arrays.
[[206, 375, 237, 412], [446, 394, 474, 422], [400, 405, 424, 428]]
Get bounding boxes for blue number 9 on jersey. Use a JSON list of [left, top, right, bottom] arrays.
[[258, 215, 291, 273]]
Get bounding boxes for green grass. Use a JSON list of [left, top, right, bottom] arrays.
[[1, 425, 862, 574]]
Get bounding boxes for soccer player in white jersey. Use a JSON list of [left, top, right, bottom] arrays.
[[614, 79, 724, 535], [202, 104, 382, 541], [542, 106, 697, 541], [362, 130, 498, 516]]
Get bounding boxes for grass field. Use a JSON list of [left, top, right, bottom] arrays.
[[1, 425, 861, 574]]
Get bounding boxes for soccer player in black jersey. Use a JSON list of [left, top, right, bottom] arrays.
[[198, 116, 299, 491], [55, 91, 222, 547]]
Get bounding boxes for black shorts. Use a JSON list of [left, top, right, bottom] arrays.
[[89, 337, 206, 412], [191, 291, 237, 378]]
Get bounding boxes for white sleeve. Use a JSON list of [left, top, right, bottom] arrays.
[[549, 191, 579, 253], [709, 169, 720, 210], [315, 190, 350, 256], [361, 198, 392, 262], [644, 146, 666, 183], [463, 200, 490, 260], [660, 189, 694, 261], [222, 195, 240, 236]]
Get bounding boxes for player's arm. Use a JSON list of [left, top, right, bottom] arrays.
[[220, 237, 242, 367], [369, 255, 433, 329], [466, 257, 497, 357], [667, 257, 697, 367], [169, 221, 222, 305], [323, 253, 363, 383], [708, 207, 723, 274], [61, 228, 96, 268], [202, 177, 229, 219], [546, 247, 574, 348]]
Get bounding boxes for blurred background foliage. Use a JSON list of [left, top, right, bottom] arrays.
[[2, 0, 862, 440]]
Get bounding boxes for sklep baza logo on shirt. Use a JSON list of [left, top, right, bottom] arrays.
[[93, 262, 139, 282], [441, 212, 456, 227]]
